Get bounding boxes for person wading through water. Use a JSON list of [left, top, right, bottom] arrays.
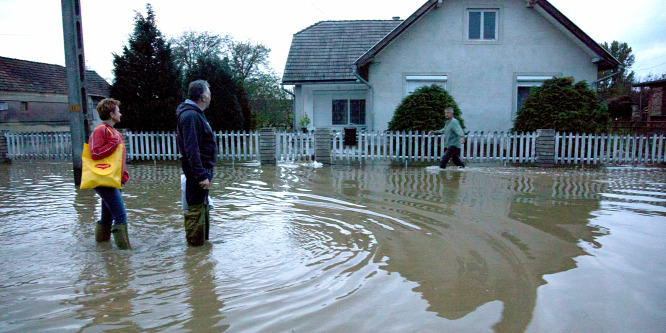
[[176, 80, 217, 246], [429, 107, 466, 169]]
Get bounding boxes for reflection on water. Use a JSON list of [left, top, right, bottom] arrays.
[[0, 161, 664, 332]]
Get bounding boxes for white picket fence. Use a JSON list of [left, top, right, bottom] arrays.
[[277, 132, 313, 162], [4, 130, 666, 165], [3, 132, 73, 160], [124, 131, 260, 161], [555, 132, 666, 165], [332, 131, 539, 163]]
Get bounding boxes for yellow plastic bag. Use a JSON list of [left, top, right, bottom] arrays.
[[80, 143, 123, 189]]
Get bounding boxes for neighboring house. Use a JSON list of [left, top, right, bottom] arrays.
[[631, 78, 666, 134], [282, 0, 619, 133], [633, 79, 666, 122], [0, 56, 110, 132]]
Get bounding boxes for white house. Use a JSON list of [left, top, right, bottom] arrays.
[[282, 0, 619, 133]]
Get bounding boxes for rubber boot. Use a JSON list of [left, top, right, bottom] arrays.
[[111, 224, 132, 250], [95, 221, 112, 242], [204, 203, 210, 241], [184, 203, 206, 246]]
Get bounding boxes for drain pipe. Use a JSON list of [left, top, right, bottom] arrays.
[[354, 70, 373, 89], [593, 65, 623, 90], [354, 70, 374, 130]]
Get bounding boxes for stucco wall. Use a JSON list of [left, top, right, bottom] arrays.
[[369, 0, 599, 132]]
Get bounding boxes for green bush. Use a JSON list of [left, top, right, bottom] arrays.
[[388, 84, 464, 132], [607, 95, 633, 120], [512, 77, 610, 133]]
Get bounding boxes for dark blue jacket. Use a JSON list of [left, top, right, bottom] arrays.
[[176, 101, 217, 182]]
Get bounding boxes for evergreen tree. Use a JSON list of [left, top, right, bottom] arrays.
[[513, 77, 610, 133], [388, 84, 464, 132], [111, 4, 182, 131], [184, 56, 246, 131]]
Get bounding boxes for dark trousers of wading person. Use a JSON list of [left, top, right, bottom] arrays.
[[184, 169, 213, 246], [440, 146, 465, 169]]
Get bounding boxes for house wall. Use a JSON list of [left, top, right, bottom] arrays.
[[0, 91, 103, 132], [647, 86, 664, 118], [295, 83, 369, 130], [368, 0, 599, 132]]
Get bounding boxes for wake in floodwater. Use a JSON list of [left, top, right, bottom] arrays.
[[425, 165, 469, 172]]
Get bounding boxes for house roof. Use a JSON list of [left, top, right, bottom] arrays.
[[0, 56, 111, 97], [281, 20, 403, 84], [355, 0, 619, 70], [633, 79, 666, 88]]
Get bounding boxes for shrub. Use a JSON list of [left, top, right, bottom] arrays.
[[512, 77, 610, 133], [388, 84, 464, 132], [607, 95, 633, 120]]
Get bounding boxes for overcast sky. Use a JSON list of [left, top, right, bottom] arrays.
[[1, 0, 664, 84]]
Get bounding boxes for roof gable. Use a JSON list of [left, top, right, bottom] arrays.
[[355, 0, 619, 70], [282, 20, 402, 84], [0, 56, 111, 97]]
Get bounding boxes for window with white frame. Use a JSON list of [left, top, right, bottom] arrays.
[[406, 75, 448, 95], [467, 9, 498, 40], [515, 76, 553, 115], [332, 99, 366, 126]]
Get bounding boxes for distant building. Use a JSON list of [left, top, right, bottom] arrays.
[[631, 78, 666, 134], [0, 56, 111, 132], [283, 0, 619, 133], [634, 79, 666, 122]]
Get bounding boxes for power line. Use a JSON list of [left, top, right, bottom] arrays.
[[634, 61, 666, 72]]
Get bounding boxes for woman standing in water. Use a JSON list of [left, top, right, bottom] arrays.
[[89, 98, 131, 250]]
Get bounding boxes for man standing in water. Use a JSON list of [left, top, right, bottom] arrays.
[[176, 80, 217, 246], [429, 107, 466, 169]]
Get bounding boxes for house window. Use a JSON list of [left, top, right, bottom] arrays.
[[0, 102, 8, 111], [332, 99, 366, 126], [468, 9, 498, 40], [406, 75, 447, 95], [515, 76, 553, 115], [20, 101, 29, 111], [517, 86, 533, 112]]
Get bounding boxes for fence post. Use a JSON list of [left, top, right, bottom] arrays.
[[536, 129, 556, 167], [0, 131, 10, 163], [314, 128, 332, 165], [259, 128, 276, 165]]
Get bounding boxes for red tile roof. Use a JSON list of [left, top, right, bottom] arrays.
[[0, 56, 110, 96]]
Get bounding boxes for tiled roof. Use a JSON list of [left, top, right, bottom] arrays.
[[282, 20, 402, 84], [0, 56, 111, 96]]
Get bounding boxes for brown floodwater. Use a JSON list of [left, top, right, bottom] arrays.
[[0, 160, 664, 332]]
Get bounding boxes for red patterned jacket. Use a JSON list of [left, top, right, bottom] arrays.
[[89, 123, 129, 184]]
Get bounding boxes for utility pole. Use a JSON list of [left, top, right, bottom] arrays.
[[61, 0, 91, 186]]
